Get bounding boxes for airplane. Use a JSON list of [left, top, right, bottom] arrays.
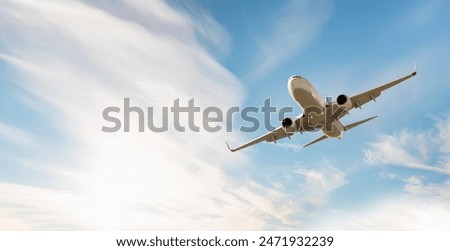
[[226, 68, 417, 152]]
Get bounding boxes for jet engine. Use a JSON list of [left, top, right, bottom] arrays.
[[336, 94, 352, 110], [282, 117, 296, 133]]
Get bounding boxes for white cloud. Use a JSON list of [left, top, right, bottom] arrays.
[[363, 113, 450, 174], [248, 0, 332, 79], [404, 176, 450, 198], [245, 160, 348, 229], [0, 122, 34, 146], [0, 0, 295, 230], [170, 0, 232, 59], [319, 113, 450, 230], [293, 165, 347, 208], [315, 175, 450, 230], [275, 142, 302, 152], [311, 174, 450, 230], [316, 196, 450, 230]]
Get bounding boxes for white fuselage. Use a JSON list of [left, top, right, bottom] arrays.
[[288, 76, 344, 138]]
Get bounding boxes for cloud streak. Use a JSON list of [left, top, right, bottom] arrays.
[[316, 196, 450, 230], [248, 0, 332, 79], [0, 122, 34, 146], [363, 112, 450, 175], [319, 112, 450, 230], [0, 0, 296, 230]]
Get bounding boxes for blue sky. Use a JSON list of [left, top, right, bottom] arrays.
[[0, 0, 450, 230]]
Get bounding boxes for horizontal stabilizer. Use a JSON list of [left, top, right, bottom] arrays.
[[344, 116, 378, 131], [303, 135, 328, 148]]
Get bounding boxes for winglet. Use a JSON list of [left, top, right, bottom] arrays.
[[225, 141, 235, 152], [412, 62, 417, 76]]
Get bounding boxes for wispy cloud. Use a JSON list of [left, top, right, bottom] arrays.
[[0, 0, 294, 230], [321, 113, 450, 230], [247, 0, 332, 80], [404, 176, 450, 198], [293, 164, 346, 208], [248, 159, 348, 229], [311, 172, 450, 230], [169, 0, 232, 59], [275, 142, 302, 152], [0, 122, 34, 146], [310, 173, 450, 230], [316, 195, 450, 230], [363, 112, 450, 175]]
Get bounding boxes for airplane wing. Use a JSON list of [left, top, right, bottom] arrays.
[[349, 70, 417, 109], [226, 125, 298, 152]]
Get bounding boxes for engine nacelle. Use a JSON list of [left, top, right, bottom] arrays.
[[336, 94, 352, 110], [282, 117, 296, 133]]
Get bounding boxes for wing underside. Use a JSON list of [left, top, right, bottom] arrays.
[[350, 71, 417, 109], [226, 126, 294, 152]]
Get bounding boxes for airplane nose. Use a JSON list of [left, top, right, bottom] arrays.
[[288, 75, 303, 90], [289, 75, 302, 81]]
